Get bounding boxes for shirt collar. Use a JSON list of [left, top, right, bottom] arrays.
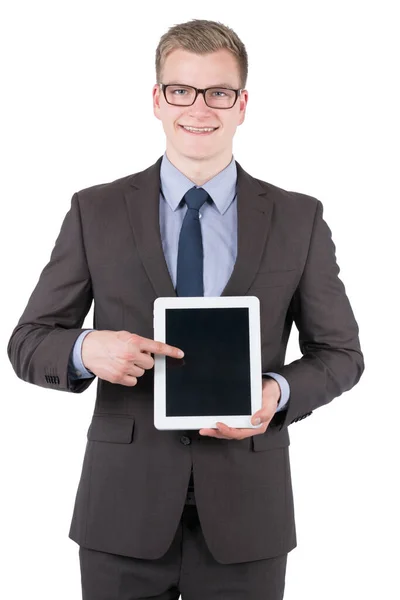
[[160, 151, 237, 215]]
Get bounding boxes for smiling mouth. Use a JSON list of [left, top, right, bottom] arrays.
[[179, 124, 219, 135]]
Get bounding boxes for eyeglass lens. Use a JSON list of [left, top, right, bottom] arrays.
[[165, 85, 236, 108]]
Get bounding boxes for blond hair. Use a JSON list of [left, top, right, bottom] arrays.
[[155, 19, 248, 89]]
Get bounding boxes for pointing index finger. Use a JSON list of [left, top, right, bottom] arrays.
[[141, 339, 184, 358]]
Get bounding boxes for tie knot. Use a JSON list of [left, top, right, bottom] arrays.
[[183, 186, 210, 211]]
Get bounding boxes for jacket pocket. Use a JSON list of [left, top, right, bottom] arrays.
[[251, 427, 290, 451], [87, 414, 135, 443]]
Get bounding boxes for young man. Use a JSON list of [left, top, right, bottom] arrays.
[[7, 18, 364, 600]]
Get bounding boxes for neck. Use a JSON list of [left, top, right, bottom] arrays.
[[165, 146, 233, 186]]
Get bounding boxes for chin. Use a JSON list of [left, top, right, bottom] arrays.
[[179, 147, 215, 161]]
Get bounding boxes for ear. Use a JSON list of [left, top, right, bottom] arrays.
[[153, 84, 162, 120], [238, 90, 249, 126]]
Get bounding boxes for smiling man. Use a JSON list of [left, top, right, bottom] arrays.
[[7, 18, 364, 600], [153, 47, 247, 185]]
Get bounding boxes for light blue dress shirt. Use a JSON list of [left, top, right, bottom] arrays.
[[68, 152, 290, 412]]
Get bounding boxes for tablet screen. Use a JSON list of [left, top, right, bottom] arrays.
[[165, 307, 251, 417]]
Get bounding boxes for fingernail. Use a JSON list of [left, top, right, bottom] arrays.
[[178, 350, 184, 357], [253, 417, 261, 425]]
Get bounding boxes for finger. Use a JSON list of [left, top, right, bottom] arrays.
[[217, 422, 268, 439], [135, 337, 184, 359], [229, 425, 268, 436], [127, 365, 145, 377], [132, 353, 155, 370], [216, 422, 245, 440], [120, 375, 138, 387], [199, 429, 232, 439], [200, 424, 240, 440], [251, 416, 270, 431], [199, 429, 216, 436], [115, 351, 153, 371]]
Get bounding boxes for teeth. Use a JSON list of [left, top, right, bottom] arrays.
[[182, 126, 216, 132]]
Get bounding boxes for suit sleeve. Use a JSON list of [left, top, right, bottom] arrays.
[[7, 192, 95, 394], [272, 200, 365, 430]]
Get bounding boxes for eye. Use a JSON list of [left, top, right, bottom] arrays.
[[168, 87, 190, 96]]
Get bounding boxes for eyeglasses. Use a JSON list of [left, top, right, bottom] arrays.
[[159, 83, 243, 109]]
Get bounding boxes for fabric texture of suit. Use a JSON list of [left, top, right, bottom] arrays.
[[7, 155, 364, 564]]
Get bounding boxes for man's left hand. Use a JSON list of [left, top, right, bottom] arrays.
[[199, 377, 281, 440]]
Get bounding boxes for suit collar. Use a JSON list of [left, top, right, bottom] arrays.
[[160, 152, 237, 215], [124, 155, 274, 298]]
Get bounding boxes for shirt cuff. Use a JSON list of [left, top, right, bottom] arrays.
[[68, 329, 95, 379], [262, 372, 290, 412]]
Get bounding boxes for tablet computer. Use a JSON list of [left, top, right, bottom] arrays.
[[153, 296, 263, 430]]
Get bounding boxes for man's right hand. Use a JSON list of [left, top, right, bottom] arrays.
[[81, 330, 184, 386]]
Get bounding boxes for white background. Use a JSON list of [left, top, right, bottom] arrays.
[[1, 1, 399, 598]]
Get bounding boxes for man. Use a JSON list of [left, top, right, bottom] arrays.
[[7, 18, 364, 600]]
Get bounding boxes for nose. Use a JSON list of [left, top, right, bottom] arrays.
[[192, 91, 209, 108]]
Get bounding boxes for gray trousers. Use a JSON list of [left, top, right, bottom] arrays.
[[79, 482, 288, 600]]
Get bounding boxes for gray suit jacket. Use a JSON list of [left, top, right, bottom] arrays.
[[7, 155, 364, 564]]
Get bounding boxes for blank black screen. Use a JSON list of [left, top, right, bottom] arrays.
[[165, 307, 251, 417]]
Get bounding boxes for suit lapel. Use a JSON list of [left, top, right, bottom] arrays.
[[221, 161, 274, 296], [124, 156, 176, 298], [124, 156, 274, 298]]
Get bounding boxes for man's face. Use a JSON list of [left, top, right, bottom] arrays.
[[153, 48, 248, 161]]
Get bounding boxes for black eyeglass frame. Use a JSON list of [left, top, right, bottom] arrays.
[[158, 83, 243, 109]]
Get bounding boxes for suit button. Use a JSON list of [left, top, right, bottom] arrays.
[[180, 436, 191, 445]]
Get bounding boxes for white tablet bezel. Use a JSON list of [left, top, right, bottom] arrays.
[[153, 296, 263, 430]]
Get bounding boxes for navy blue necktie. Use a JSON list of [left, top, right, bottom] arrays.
[[176, 186, 210, 297]]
